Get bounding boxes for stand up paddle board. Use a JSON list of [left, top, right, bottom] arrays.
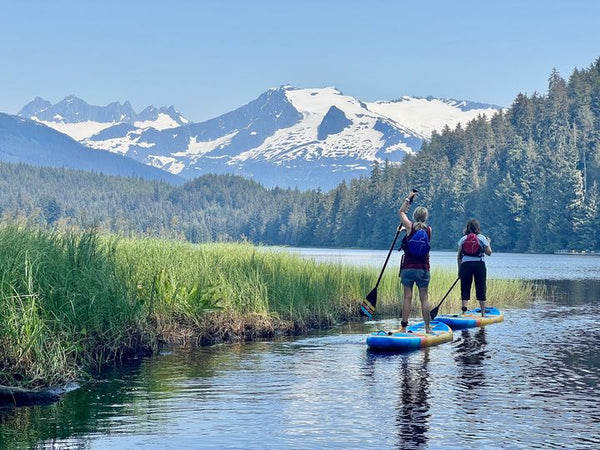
[[435, 307, 504, 330], [366, 320, 453, 351]]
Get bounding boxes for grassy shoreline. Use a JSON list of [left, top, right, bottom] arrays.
[[0, 226, 542, 388]]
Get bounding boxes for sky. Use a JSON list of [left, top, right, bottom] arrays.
[[1, 0, 600, 122]]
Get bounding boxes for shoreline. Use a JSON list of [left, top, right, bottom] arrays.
[[0, 226, 541, 406]]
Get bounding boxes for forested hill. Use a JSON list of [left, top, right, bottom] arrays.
[[330, 59, 600, 253], [2, 59, 599, 253]]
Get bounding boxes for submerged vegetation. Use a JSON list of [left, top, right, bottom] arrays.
[[0, 225, 540, 388]]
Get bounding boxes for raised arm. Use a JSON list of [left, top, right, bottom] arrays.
[[398, 190, 417, 231]]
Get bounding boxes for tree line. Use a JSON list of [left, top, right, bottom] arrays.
[[2, 59, 599, 253]]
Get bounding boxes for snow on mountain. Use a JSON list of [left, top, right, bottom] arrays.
[[366, 96, 501, 140], [0, 112, 183, 184], [228, 86, 416, 169], [19, 96, 188, 140], [18, 88, 500, 190]]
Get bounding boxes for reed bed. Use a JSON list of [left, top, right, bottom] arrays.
[[370, 268, 543, 317], [0, 227, 147, 388], [0, 226, 541, 388]]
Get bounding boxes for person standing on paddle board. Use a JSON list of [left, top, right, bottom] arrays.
[[457, 219, 492, 317], [398, 190, 432, 334]]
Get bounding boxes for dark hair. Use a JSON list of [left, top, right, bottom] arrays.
[[465, 219, 482, 235]]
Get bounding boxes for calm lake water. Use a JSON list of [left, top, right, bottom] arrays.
[[1, 250, 599, 449], [275, 248, 600, 280]]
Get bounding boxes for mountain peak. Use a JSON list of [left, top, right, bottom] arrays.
[[18, 96, 188, 131], [17, 97, 52, 117]]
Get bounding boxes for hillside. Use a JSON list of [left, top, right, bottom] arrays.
[[0, 113, 183, 184]]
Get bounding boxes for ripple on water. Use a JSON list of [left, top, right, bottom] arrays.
[[2, 283, 600, 449]]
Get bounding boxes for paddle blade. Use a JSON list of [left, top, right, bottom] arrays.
[[360, 288, 377, 318], [360, 299, 375, 318], [430, 305, 439, 320]]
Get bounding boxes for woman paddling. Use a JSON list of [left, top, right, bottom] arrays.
[[398, 190, 432, 333], [457, 219, 492, 317]]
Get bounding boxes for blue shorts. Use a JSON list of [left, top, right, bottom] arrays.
[[400, 269, 430, 288]]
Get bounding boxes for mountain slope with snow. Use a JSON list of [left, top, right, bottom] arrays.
[[0, 113, 183, 184], [18, 88, 500, 189], [19, 96, 188, 140], [366, 96, 500, 140]]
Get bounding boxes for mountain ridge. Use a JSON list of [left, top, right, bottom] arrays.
[[18, 87, 501, 189], [0, 113, 184, 184]]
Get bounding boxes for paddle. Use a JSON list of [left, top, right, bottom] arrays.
[[430, 276, 460, 320], [360, 225, 403, 318]]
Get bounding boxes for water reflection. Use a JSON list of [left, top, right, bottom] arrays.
[[455, 328, 488, 391], [1, 279, 599, 448], [0, 346, 249, 449], [361, 349, 433, 449], [543, 279, 600, 305], [396, 350, 431, 450], [0, 357, 146, 449]]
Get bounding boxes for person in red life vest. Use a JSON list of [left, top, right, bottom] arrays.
[[457, 219, 492, 317], [398, 190, 432, 333]]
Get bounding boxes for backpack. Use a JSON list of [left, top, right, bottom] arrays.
[[461, 233, 483, 257], [405, 228, 431, 257]]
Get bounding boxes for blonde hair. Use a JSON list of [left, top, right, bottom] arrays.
[[412, 206, 428, 230]]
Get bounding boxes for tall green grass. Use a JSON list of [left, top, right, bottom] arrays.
[[370, 268, 542, 317], [0, 226, 146, 387], [0, 226, 541, 387], [114, 239, 380, 332]]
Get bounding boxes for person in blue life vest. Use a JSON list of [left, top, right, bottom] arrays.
[[457, 219, 493, 317], [398, 190, 432, 333]]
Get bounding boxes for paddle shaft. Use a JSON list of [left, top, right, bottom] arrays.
[[373, 226, 402, 290], [430, 276, 460, 319]]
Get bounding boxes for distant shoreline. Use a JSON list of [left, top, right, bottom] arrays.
[[554, 250, 600, 256]]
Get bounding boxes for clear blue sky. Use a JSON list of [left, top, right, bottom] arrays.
[[1, 0, 599, 122]]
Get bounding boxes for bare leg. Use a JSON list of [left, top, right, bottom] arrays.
[[419, 287, 431, 333], [401, 285, 412, 332], [461, 299, 468, 313], [479, 300, 486, 317]]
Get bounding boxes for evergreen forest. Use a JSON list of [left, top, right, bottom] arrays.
[[2, 59, 600, 253]]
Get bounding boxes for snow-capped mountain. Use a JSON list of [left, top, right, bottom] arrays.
[[19, 88, 500, 190], [0, 112, 183, 184], [365, 96, 500, 140], [19, 95, 188, 140]]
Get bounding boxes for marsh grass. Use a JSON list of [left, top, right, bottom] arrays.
[[0, 226, 541, 387], [370, 269, 543, 318], [0, 226, 147, 387]]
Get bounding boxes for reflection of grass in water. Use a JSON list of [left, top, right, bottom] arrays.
[[0, 225, 541, 388]]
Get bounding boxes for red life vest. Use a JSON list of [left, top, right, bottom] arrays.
[[461, 233, 484, 257]]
